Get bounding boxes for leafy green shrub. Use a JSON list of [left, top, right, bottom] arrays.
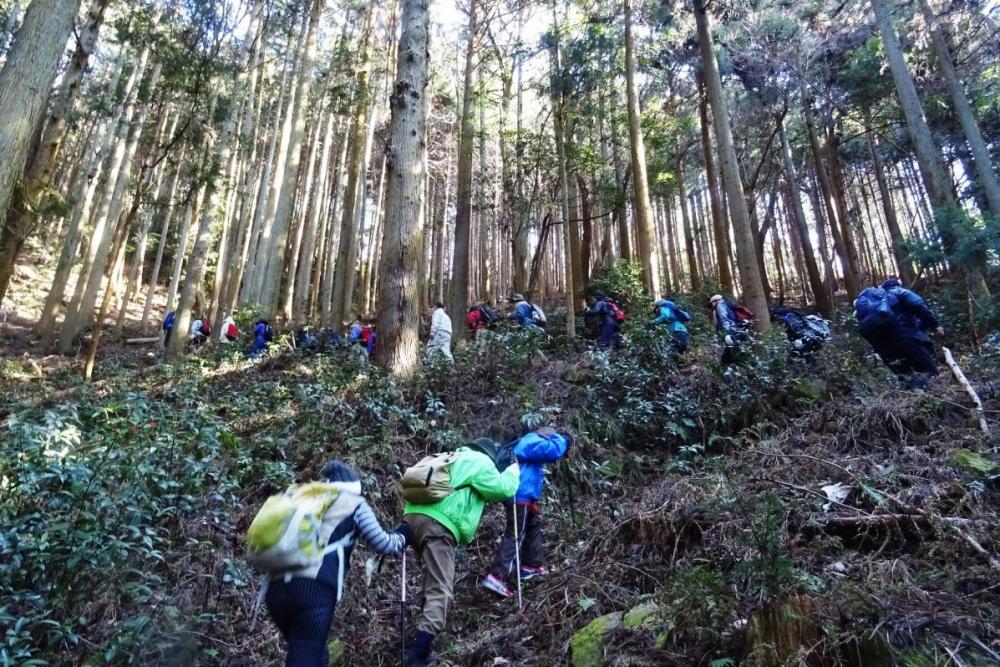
[[584, 260, 647, 311], [0, 391, 239, 664]]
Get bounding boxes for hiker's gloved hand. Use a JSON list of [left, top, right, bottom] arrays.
[[724, 335, 734, 347], [393, 521, 412, 547]]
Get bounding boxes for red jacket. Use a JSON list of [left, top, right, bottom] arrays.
[[466, 309, 485, 333]]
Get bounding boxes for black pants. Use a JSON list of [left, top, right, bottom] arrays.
[[488, 502, 544, 580], [875, 336, 938, 389], [266, 577, 338, 667]]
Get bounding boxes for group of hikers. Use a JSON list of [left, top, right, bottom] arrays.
[[238, 275, 944, 666], [161, 275, 943, 390], [246, 427, 572, 667]]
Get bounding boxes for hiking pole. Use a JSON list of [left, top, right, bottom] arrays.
[[512, 504, 523, 613], [399, 550, 407, 666]]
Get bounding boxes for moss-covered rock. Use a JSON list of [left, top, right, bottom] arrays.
[[569, 612, 623, 667], [952, 449, 997, 474], [623, 600, 661, 629], [327, 637, 343, 665]]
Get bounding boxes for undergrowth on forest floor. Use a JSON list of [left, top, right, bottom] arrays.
[[1, 324, 998, 666]]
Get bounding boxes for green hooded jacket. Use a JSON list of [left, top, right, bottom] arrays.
[[403, 447, 519, 544]]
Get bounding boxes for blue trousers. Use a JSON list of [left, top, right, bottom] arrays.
[[266, 577, 337, 667], [598, 322, 619, 348]]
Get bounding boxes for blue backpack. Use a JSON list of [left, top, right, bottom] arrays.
[[162, 311, 176, 332], [854, 288, 896, 336]]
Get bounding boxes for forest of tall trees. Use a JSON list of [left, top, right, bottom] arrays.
[[0, 0, 997, 370], [3, 2, 1000, 664]]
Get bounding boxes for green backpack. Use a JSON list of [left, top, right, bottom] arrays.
[[246, 482, 343, 573]]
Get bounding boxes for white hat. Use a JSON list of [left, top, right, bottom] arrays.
[[710, 294, 723, 304]]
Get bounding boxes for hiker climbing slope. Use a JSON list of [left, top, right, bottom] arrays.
[[651, 297, 691, 354], [426, 302, 454, 362], [710, 294, 752, 364], [246, 460, 407, 667], [482, 428, 572, 598], [400, 442, 519, 667], [855, 278, 943, 390], [586, 292, 624, 348]]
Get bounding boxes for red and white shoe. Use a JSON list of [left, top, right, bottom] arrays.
[[481, 574, 512, 598]]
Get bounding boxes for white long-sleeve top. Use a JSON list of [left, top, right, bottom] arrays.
[[430, 307, 452, 338]]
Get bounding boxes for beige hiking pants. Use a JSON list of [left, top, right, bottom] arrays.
[[404, 513, 456, 635]]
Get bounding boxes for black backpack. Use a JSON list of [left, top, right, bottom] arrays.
[[478, 306, 499, 324]]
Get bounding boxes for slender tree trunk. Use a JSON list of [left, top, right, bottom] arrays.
[[780, 121, 832, 317], [35, 65, 122, 340], [375, 0, 429, 377], [113, 112, 176, 336], [868, 130, 914, 283], [58, 61, 161, 354], [918, 0, 1000, 218], [549, 1, 575, 335], [611, 132, 631, 261], [676, 159, 700, 292], [165, 14, 261, 360], [578, 173, 593, 286], [0, 0, 86, 306], [139, 155, 184, 333], [827, 127, 866, 292], [292, 112, 335, 323], [694, 0, 768, 329], [447, 0, 478, 340], [433, 149, 451, 305], [283, 113, 324, 321], [623, 0, 660, 295], [873, 0, 955, 210], [259, 0, 321, 314], [804, 100, 858, 296], [330, 3, 375, 329], [698, 78, 733, 292]]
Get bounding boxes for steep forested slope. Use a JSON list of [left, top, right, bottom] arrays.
[[3, 314, 998, 665]]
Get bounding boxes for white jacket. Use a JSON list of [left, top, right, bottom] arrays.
[[430, 308, 452, 338]]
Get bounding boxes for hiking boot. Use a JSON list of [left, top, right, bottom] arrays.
[[481, 573, 512, 598], [519, 565, 547, 580], [406, 631, 435, 666]]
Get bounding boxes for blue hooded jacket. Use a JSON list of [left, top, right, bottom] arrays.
[[652, 300, 690, 335], [513, 431, 571, 503], [880, 279, 940, 342]]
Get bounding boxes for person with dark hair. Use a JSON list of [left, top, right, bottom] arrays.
[[651, 297, 691, 354], [585, 292, 623, 348], [263, 460, 407, 667], [482, 427, 572, 598], [249, 319, 272, 358], [855, 278, 943, 390]]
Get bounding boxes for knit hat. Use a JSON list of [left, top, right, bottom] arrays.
[[321, 459, 359, 483], [710, 294, 723, 305]]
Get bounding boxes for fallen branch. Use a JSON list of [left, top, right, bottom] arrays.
[[761, 453, 1000, 571], [818, 514, 988, 528], [126, 337, 160, 344], [942, 346, 989, 436]]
